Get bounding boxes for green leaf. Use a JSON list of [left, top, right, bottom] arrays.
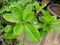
[[14, 24, 23, 36], [31, 17, 38, 25], [23, 4, 33, 15], [38, 3, 47, 12], [10, 2, 17, 7], [50, 20, 60, 28], [34, 2, 40, 11], [5, 25, 17, 39], [46, 26, 51, 32], [54, 27, 60, 34], [40, 3, 47, 9], [23, 4, 34, 22], [0, 0, 2, 3], [3, 13, 20, 23], [12, 6, 23, 21], [0, 24, 3, 29], [43, 25, 47, 31], [16, 40, 23, 45], [39, 16, 46, 23], [3, 0, 8, 4], [42, 24, 51, 32], [4, 25, 12, 33], [51, 22, 60, 34], [54, 19, 60, 24], [18, 0, 30, 6], [39, 12, 56, 24], [18, 0, 34, 6], [0, 24, 4, 34], [0, 6, 6, 13], [48, 16, 57, 23], [5, 6, 11, 11], [5, 30, 17, 39], [24, 12, 34, 22], [41, 10, 50, 17], [40, 30, 46, 37], [24, 24, 40, 42]]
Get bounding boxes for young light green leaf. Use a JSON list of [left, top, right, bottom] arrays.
[[12, 6, 23, 21], [12, 6, 23, 15], [38, 3, 47, 12], [39, 12, 56, 24], [23, 4, 33, 15], [14, 24, 23, 36], [48, 16, 57, 23], [24, 24, 40, 42], [24, 12, 34, 22], [41, 10, 50, 17], [34, 2, 40, 11], [10, 2, 17, 7], [3, 13, 20, 23], [23, 4, 34, 22], [39, 16, 46, 23], [40, 3, 47, 9], [5, 6, 11, 11]]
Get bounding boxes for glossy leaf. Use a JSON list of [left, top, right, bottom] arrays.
[[12, 6, 23, 21], [24, 24, 40, 42], [24, 12, 34, 22], [3, 13, 20, 23], [23, 4, 34, 22], [14, 24, 23, 36]]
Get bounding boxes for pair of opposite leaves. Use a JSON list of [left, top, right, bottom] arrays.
[[3, 4, 40, 42]]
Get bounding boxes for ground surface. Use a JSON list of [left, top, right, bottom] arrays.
[[18, 31, 60, 45]]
